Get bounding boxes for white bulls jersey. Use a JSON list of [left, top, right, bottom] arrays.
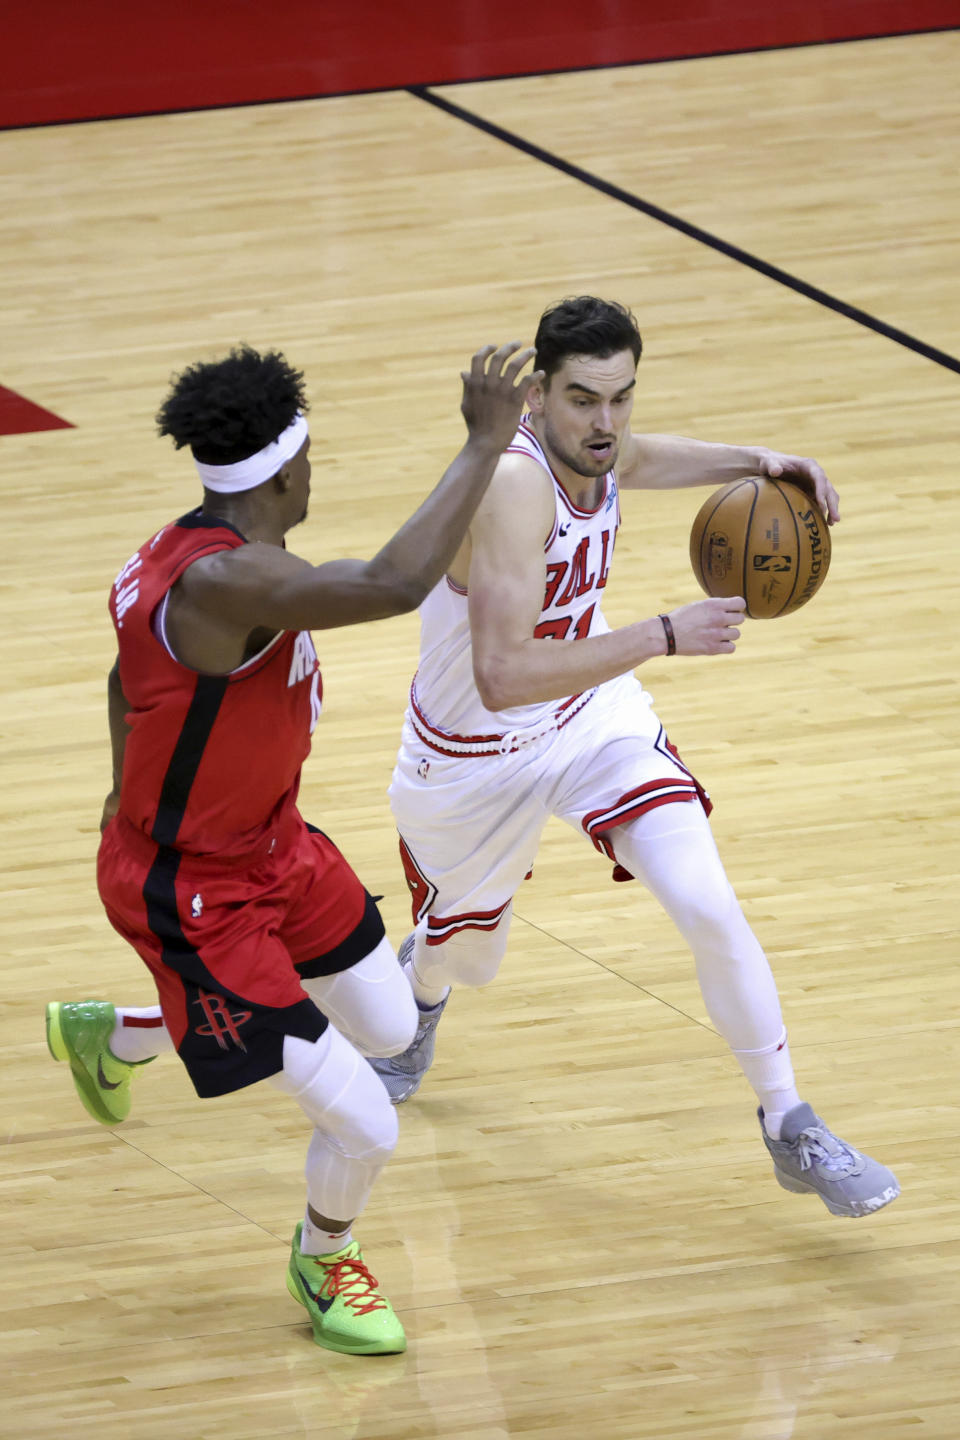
[[408, 419, 621, 757]]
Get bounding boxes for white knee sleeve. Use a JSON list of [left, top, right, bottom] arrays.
[[612, 804, 785, 1054], [412, 905, 513, 990], [270, 1025, 398, 1221], [302, 936, 417, 1057]]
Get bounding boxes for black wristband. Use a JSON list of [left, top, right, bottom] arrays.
[[658, 613, 676, 656]]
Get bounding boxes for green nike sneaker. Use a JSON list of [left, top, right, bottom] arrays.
[[46, 1000, 145, 1126], [286, 1223, 406, 1355]]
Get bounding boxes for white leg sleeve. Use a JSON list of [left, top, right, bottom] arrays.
[[611, 802, 786, 1054], [301, 936, 418, 1057], [406, 904, 514, 991], [269, 1024, 398, 1223]]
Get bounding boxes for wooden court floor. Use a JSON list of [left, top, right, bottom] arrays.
[[1, 30, 958, 1439]]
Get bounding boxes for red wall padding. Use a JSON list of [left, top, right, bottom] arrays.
[[2, 0, 957, 128]]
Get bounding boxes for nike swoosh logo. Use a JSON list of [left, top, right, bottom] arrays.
[[295, 1268, 335, 1313], [97, 1057, 122, 1091]]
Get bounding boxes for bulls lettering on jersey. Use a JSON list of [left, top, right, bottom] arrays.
[[515, 419, 618, 645], [408, 418, 621, 753], [537, 504, 616, 642]]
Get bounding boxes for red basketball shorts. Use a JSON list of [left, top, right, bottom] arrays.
[[97, 809, 384, 1096]]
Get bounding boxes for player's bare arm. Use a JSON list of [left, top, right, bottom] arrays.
[[468, 457, 744, 712], [167, 343, 543, 673], [617, 432, 840, 524]]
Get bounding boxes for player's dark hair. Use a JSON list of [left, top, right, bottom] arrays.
[[534, 296, 643, 383], [156, 344, 310, 463]]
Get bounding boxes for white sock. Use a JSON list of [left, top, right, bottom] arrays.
[[301, 1211, 353, 1256], [405, 958, 450, 1010], [759, 1098, 802, 1143], [733, 1030, 801, 1139], [110, 1006, 175, 1063]]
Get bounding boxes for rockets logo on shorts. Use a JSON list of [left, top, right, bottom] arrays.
[[193, 990, 253, 1051]]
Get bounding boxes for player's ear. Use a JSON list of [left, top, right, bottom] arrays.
[[527, 371, 548, 414], [273, 465, 293, 493]]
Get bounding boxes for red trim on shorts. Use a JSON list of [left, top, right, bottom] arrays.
[[399, 833, 438, 926], [582, 778, 700, 860], [425, 900, 511, 945], [653, 729, 713, 817]]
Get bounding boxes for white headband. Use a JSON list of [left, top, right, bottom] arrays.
[[194, 413, 309, 493]]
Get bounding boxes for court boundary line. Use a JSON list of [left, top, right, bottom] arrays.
[[1, 26, 955, 133], [409, 84, 960, 377]]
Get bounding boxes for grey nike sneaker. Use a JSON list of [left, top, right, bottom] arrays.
[[760, 1103, 900, 1217], [369, 934, 449, 1103]]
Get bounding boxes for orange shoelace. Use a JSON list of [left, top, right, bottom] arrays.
[[312, 1254, 389, 1316]]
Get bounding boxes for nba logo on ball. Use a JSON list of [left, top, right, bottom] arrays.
[[752, 554, 792, 572], [690, 477, 832, 618]]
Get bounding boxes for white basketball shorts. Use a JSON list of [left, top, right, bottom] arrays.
[[388, 674, 711, 948]]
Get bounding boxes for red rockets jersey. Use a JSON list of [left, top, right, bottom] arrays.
[[109, 511, 321, 858]]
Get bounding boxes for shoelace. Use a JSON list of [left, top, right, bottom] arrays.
[[311, 1254, 389, 1316], [794, 1125, 865, 1178], [413, 1006, 442, 1044]]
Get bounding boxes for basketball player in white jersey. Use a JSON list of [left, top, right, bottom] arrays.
[[372, 296, 899, 1220]]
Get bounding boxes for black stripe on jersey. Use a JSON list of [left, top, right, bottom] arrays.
[[141, 844, 327, 1097], [151, 675, 229, 847], [158, 512, 248, 588], [176, 508, 249, 540], [142, 844, 222, 985]]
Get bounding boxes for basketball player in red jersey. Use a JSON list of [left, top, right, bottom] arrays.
[[373, 297, 900, 1220], [45, 339, 543, 1356]]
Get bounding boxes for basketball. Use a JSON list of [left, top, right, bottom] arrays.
[[689, 476, 831, 618]]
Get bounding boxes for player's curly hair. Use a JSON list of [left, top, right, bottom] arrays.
[[156, 344, 310, 464], [535, 296, 643, 383]]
